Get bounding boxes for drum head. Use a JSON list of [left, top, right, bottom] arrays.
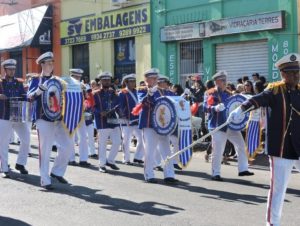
[[152, 96, 177, 135], [225, 94, 250, 131], [42, 78, 63, 121]]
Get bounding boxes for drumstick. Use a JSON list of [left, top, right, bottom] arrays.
[[163, 106, 254, 166]]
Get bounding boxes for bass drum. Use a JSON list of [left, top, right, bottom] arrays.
[[152, 96, 178, 136], [225, 94, 250, 131], [41, 78, 63, 121]]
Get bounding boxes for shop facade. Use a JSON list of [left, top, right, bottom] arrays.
[[151, 0, 299, 85], [0, 0, 62, 78], [60, 0, 151, 82]]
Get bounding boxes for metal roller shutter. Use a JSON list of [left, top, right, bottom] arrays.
[[216, 40, 268, 83]]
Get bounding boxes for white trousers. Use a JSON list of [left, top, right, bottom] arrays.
[[143, 128, 175, 180], [121, 125, 144, 162], [86, 124, 96, 155], [97, 127, 121, 167], [170, 135, 179, 165], [266, 156, 300, 226], [0, 119, 30, 172], [36, 119, 73, 186], [211, 129, 248, 176], [70, 123, 89, 162]]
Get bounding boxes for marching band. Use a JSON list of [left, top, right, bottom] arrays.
[[1, 51, 300, 226]]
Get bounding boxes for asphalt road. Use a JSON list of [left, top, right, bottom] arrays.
[[1, 132, 299, 226]]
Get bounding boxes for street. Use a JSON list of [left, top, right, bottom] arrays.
[[1, 132, 300, 226]]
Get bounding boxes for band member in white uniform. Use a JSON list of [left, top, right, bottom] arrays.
[[0, 59, 30, 178], [119, 74, 144, 165], [137, 69, 177, 184], [93, 71, 121, 173], [27, 52, 74, 190], [203, 71, 254, 181], [229, 53, 300, 226], [68, 68, 91, 167]]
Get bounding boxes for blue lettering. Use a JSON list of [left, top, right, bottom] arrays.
[[123, 12, 128, 26], [142, 8, 148, 22], [103, 16, 110, 29], [75, 23, 82, 35], [97, 18, 102, 30], [110, 15, 115, 28], [85, 20, 90, 32], [67, 25, 75, 36], [90, 18, 96, 32], [115, 14, 122, 27], [135, 10, 141, 23], [129, 11, 135, 25]]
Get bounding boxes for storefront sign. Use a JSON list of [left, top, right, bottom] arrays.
[[161, 23, 205, 42], [206, 11, 284, 37], [60, 4, 150, 45]]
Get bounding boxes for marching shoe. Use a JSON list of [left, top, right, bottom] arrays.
[[124, 161, 133, 166], [154, 166, 163, 171], [173, 164, 182, 170], [68, 161, 78, 166], [1, 172, 10, 178], [211, 175, 223, 181], [43, 184, 54, 190], [15, 164, 29, 174], [50, 173, 69, 184], [99, 166, 107, 173], [133, 158, 144, 164], [146, 178, 158, 184], [106, 162, 120, 170], [89, 154, 98, 159], [164, 177, 179, 184], [79, 161, 91, 167], [238, 171, 255, 176]]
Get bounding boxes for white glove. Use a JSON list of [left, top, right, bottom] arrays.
[[215, 103, 225, 112], [227, 106, 243, 123], [148, 86, 157, 96], [35, 84, 48, 96], [184, 88, 191, 96]]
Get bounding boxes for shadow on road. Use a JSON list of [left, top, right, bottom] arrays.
[[0, 216, 31, 226], [9, 172, 184, 216]]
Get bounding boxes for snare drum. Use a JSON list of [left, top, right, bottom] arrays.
[[9, 99, 32, 123]]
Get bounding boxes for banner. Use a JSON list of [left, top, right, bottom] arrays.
[[173, 96, 193, 168], [61, 76, 84, 136], [60, 4, 150, 45]]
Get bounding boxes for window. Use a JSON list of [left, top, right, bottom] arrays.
[[179, 40, 203, 85], [72, 44, 89, 82], [114, 37, 135, 80]]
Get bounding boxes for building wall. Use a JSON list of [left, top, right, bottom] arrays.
[[0, 0, 62, 77], [151, 0, 299, 83], [60, 0, 151, 82]]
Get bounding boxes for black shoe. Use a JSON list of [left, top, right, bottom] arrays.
[[211, 175, 223, 181], [68, 161, 78, 166], [173, 164, 182, 170], [146, 178, 158, 183], [50, 173, 68, 184], [133, 158, 144, 164], [99, 166, 107, 173], [43, 184, 54, 190], [79, 161, 91, 167], [52, 145, 57, 152], [106, 162, 120, 170], [89, 154, 98, 159], [238, 171, 255, 176], [123, 161, 133, 166], [15, 164, 28, 174], [154, 166, 163, 171], [1, 172, 10, 178], [164, 177, 179, 184]]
